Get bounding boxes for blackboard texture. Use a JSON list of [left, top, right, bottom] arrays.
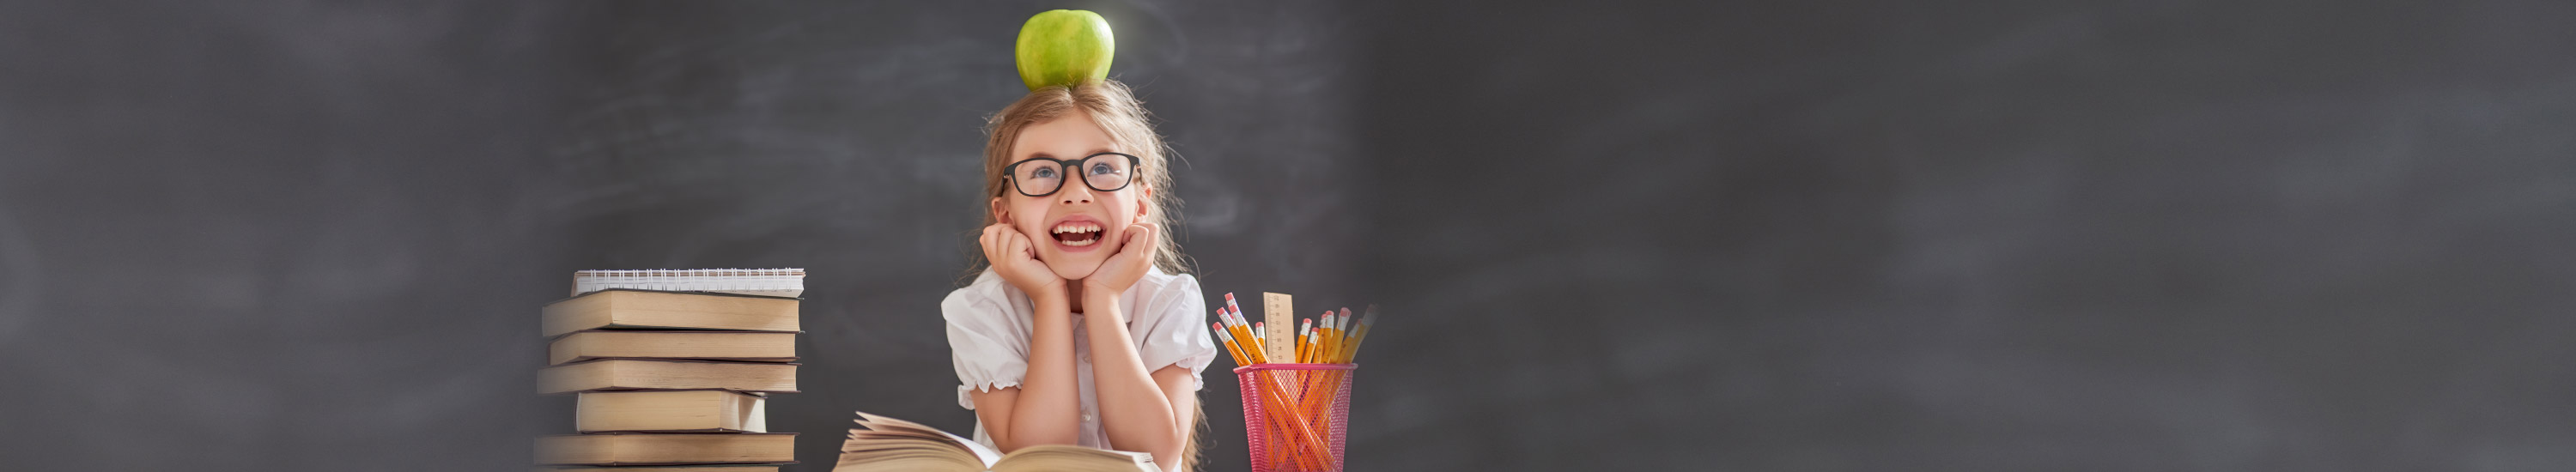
[[1348, 1, 2576, 471], [0, 2, 584, 470]]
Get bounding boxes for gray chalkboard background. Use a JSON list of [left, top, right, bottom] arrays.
[[3, 1, 2573, 471]]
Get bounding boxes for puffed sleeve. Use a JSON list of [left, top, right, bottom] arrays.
[[1132, 274, 1219, 392], [945, 286, 1027, 410]]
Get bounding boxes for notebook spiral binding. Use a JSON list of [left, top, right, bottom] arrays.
[[572, 268, 805, 298]]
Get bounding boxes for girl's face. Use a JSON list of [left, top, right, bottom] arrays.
[[993, 112, 1150, 281]]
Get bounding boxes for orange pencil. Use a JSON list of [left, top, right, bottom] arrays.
[[1305, 322, 1321, 363], [1334, 307, 1355, 362], [1342, 306, 1376, 362], [1305, 325, 1320, 363], [1215, 323, 1249, 366], [1318, 312, 1339, 360], [1296, 318, 1312, 362], [1321, 311, 1342, 363], [1225, 307, 1268, 364]]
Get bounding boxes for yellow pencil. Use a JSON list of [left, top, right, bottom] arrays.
[[1309, 322, 1329, 363], [1299, 324, 1314, 363], [1338, 308, 1356, 362], [1226, 309, 1268, 364], [1318, 312, 1338, 364], [1215, 323, 1250, 366], [1328, 310, 1347, 363], [1329, 312, 1350, 363], [1309, 324, 1324, 363], [1296, 318, 1312, 362], [1341, 306, 1376, 362], [1309, 323, 1324, 363]]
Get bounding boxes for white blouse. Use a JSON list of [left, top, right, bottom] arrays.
[[943, 266, 1218, 451]]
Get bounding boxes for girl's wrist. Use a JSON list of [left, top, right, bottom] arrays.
[[1078, 278, 1123, 299], [1078, 287, 1122, 322], [1033, 293, 1071, 313], [1028, 281, 1072, 312]]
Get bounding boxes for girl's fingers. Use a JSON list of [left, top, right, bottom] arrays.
[[1111, 223, 1139, 249], [1131, 222, 1157, 248], [977, 227, 993, 260], [1117, 223, 1157, 262], [999, 230, 1018, 259], [1006, 229, 1033, 260], [980, 225, 1005, 260]]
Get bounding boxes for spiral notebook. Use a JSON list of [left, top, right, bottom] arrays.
[[573, 269, 805, 298]]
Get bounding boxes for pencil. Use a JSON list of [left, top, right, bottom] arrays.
[[1342, 306, 1376, 362], [1310, 325, 1323, 364], [1216, 323, 1250, 366], [1221, 293, 1273, 363], [1310, 319, 1324, 362], [1335, 307, 1356, 362], [1321, 315, 1339, 360], [1292, 319, 1304, 363], [1302, 318, 1318, 362], [1214, 309, 1240, 354], [1226, 308, 1268, 364], [1343, 309, 1358, 359], [1321, 311, 1342, 363]]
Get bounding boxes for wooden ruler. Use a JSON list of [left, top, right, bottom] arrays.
[[1264, 292, 1295, 361]]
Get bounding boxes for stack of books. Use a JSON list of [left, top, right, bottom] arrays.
[[536, 269, 806, 471]]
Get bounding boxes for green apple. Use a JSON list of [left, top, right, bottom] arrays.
[[1015, 9, 1115, 91]]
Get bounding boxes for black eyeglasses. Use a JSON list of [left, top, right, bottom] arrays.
[[1001, 152, 1141, 197]]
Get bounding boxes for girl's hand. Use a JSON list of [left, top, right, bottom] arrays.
[[981, 223, 1066, 306], [1080, 222, 1157, 301]]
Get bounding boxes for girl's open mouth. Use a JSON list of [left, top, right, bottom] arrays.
[[1050, 221, 1103, 247]]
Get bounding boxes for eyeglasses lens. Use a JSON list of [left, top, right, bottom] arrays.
[[1013, 155, 1134, 196], [1013, 161, 1062, 196], [1083, 156, 1133, 192]]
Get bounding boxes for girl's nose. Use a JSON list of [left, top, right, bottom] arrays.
[[1058, 181, 1094, 204]]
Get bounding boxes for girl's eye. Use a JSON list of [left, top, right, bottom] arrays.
[[1030, 167, 1057, 179], [1090, 163, 1117, 175]]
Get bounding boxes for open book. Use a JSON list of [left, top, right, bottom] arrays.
[[832, 411, 1157, 472]]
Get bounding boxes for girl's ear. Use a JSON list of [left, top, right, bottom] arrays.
[[1136, 185, 1151, 218], [989, 197, 1011, 225]]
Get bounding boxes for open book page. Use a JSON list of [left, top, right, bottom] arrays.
[[853, 411, 1003, 465], [835, 426, 983, 472], [990, 445, 1157, 472], [835, 411, 1155, 472]]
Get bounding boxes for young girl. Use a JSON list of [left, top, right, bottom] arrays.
[[943, 80, 1216, 472]]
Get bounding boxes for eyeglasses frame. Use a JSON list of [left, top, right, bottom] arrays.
[[999, 152, 1144, 197]]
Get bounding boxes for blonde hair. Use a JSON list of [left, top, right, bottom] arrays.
[[975, 80, 1189, 275], [971, 80, 1205, 470]]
